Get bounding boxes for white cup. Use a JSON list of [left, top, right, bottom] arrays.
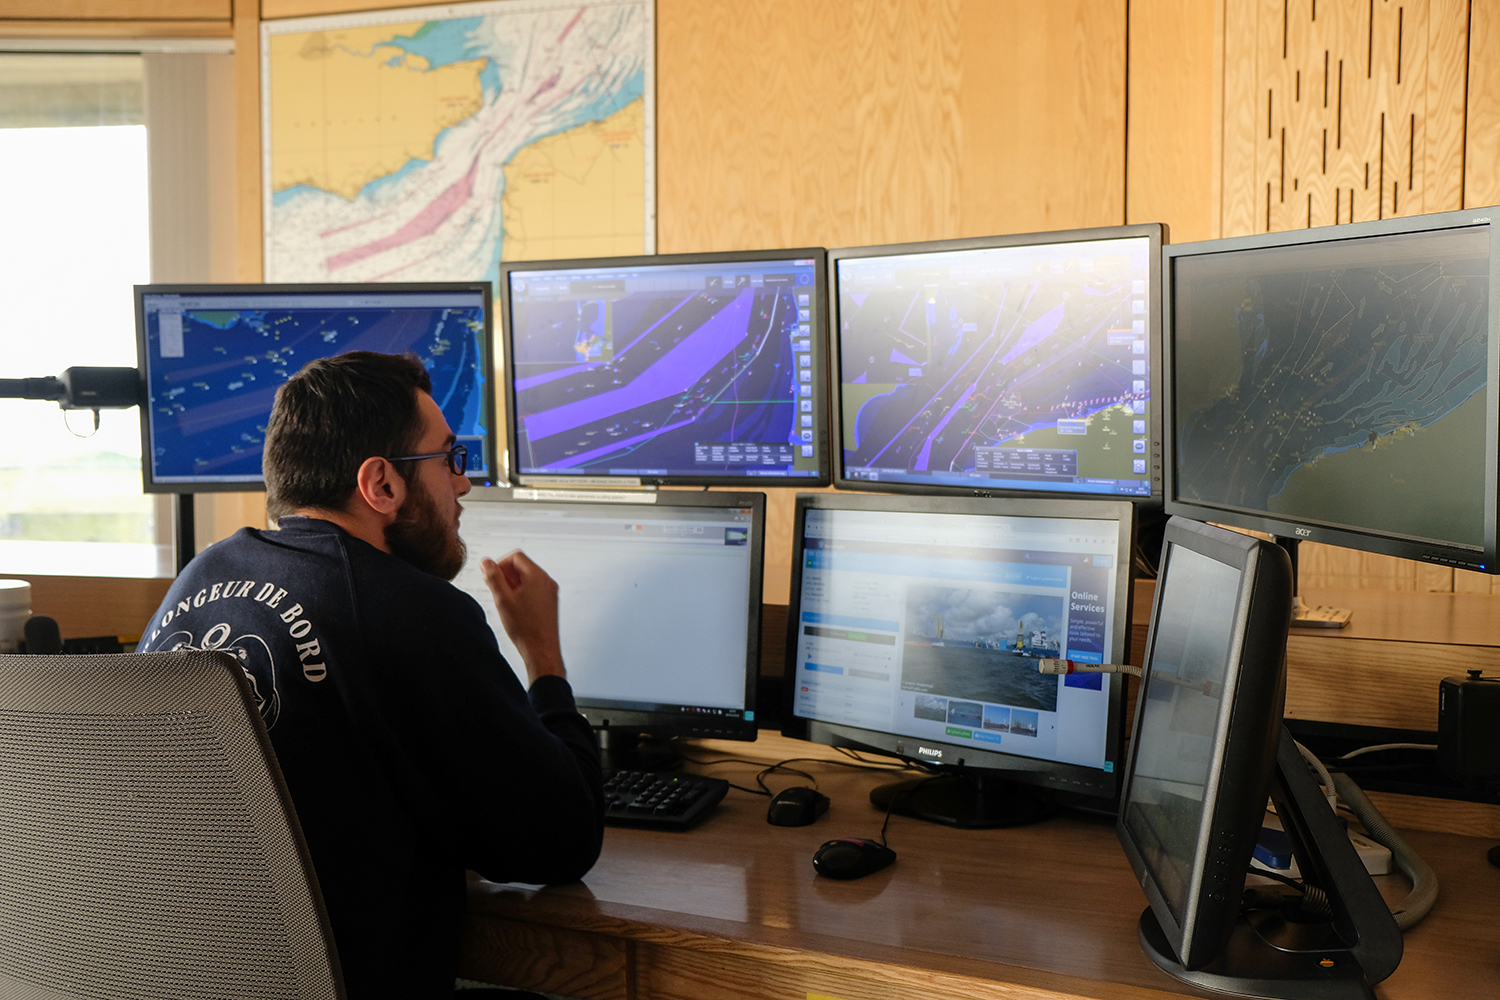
[[0, 580, 31, 654]]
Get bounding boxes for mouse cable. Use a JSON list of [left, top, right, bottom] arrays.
[[875, 773, 947, 848]]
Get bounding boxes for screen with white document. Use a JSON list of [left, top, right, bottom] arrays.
[[452, 487, 765, 743]]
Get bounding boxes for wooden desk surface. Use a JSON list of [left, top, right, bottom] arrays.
[[463, 735, 1500, 1000]]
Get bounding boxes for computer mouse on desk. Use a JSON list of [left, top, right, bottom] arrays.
[[768, 786, 830, 826], [812, 838, 896, 880]]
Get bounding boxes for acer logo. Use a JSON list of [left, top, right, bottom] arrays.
[[1295, 527, 1312, 537], [917, 746, 944, 758]]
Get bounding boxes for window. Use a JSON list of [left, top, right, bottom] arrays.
[[0, 54, 168, 576]]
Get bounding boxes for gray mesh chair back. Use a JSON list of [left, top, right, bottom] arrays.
[[0, 650, 344, 999]]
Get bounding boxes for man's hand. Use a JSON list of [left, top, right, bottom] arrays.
[[481, 550, 567, 685]]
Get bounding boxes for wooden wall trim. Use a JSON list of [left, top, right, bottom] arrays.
[[233, 0, 260, 281], [0, 19, 231, 37], [0, 1, 229, 18]]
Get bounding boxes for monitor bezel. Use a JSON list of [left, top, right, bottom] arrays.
[[1161, 207, 1500, 572], [826, 223, 1166, 503], [780, 490, 1136, 801], [1115, 516, 1293, 971], [498, 248, 832, 488], [460, 485, 766, 743], [134, 281, 499, 495]]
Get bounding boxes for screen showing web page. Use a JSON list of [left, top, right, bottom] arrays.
[[792, 507, 1120, 768], [453, 498, 757, 718]]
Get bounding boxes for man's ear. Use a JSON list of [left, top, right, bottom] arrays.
[[353, 456, 407, 520]]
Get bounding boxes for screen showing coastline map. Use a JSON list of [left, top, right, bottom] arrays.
[[831, 226, 1162, 498], [1167, 222, 1493, 560], [136, 283, 495, 492], [502, 250, 829, 485]]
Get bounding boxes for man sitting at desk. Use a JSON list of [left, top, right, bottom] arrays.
[[137, 351, 604, 998]]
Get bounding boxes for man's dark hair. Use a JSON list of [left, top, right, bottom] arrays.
[[264, 351, 433, 519]]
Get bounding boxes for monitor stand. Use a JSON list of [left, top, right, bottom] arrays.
[[1275, 537, 1352, 629], [597, 729, 681, 773], [869, 770, 1056, 829], [1138, 727, 1402, 999]]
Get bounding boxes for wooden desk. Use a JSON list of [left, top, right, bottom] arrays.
[[460, 735, 1500, 1000]]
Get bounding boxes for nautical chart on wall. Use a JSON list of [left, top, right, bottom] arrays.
[[261, 0, 654, 284]]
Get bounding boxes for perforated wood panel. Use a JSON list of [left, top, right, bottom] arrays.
[[1223, 0, 1469, 238]]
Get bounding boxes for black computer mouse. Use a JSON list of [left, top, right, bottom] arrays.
[[767, 786, 830, 826], [812, 837, 896, 879]]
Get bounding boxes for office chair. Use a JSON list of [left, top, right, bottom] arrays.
[[0, 649, 344, 999]]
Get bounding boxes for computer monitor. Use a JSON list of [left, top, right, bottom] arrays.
[[829, 224, 1164, 500], [1163, 207, 1500, 572], [1117, 516, 1402, 997], [451, 487, 765, 766], [781, 491, 1135, 827], [135, 282, 497, 492], [499, 249, 829, 487]]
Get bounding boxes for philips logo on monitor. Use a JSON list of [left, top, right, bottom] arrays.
[[917, 746, 944, 759]]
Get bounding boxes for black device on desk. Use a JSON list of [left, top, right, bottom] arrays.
[[1116, 516, 1402, 999], [452, 488, 765, 828], [781, 491, 1136, 829]]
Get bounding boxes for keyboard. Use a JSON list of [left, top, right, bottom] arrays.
[[603, 770, 729, 830]]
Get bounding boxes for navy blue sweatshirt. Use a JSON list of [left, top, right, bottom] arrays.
[[137, 517, 604, 998]]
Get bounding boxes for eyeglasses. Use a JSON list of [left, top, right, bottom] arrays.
[[386, 443, 468, 476]]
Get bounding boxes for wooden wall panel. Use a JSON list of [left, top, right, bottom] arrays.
[[656, 0, 1126, 254], [18, 575, 172, 641], [956, 0, 1126, 236], [1467, 0, 1500, 207], [1126, 0, 1222, 243], [1223, 0, 1469, 235]]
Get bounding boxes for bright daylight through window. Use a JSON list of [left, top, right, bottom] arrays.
[[0, 54, 166, 576]]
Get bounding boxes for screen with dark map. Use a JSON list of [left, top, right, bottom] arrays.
[[140, 288, 491, 486], [507, 256, 822, 480], [837, 235, 1154, 495], [1172, 226, 1490, 548]]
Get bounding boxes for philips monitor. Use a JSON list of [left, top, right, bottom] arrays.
[[500, 249, 830, 487], [1163, 207, 1500, 572], [829, 224, 1164, 500], [452, 487, 765, 766], [136, 282, 497, 493], [782, 491, 1135, 828], [1117, 516, 1401, 998]]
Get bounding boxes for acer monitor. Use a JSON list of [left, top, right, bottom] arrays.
[[135, 282, 497, 492], [500, 249, 829, 487], [452, 487, 765, 767], [1163, 207, 1500, 573], [1118, 516, 1401, 997], [782, 491, 1135, 827], [829, 224, 1164, 501]]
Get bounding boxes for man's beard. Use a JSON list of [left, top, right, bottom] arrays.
[[385, 476, 466, 580]]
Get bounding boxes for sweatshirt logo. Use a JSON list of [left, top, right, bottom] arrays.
[[143, 580, 328, 729]]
